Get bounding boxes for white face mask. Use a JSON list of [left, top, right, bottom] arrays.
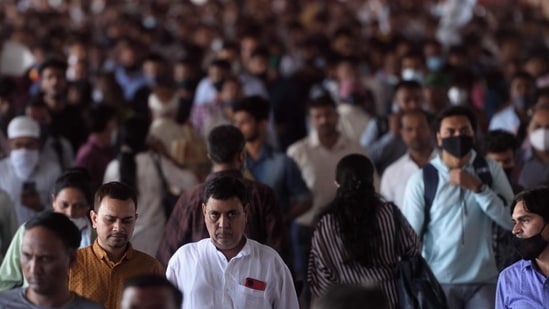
[[530, 128, 549, 152], [70, 216, 89, 231], [448, 87, 468, 106], [10, 149, 39, 180], [401, 68, 424, 83]]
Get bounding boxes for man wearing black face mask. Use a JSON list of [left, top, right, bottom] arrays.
[[403, 106, 514, 309], [496, 187, 549, 308], [482, 130, 523, 194]]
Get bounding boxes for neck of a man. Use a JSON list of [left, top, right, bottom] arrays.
[[44, 95, 65, 112], [409, 146, 434, 167], [245, 137, 265, 161], [535, 247, 549, 277], [441, 150, 472, 169], [212, 162, 241, 173], [99, 239, 127, 263], [219, 237, 246, 262], [26, 287, 72, 307], [318, 131, 339, 150], [533, 149, 549, 164]]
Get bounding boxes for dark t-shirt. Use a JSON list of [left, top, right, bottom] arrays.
[[0, 288, 104, 309]]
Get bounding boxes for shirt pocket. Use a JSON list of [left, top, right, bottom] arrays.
[[234, 284, 270, 309]]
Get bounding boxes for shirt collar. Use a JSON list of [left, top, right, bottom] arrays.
[[246, 144, 274, 164], [92, 239, 135, 263]]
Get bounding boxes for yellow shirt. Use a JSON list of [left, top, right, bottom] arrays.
[[69, 240, 164, 309]]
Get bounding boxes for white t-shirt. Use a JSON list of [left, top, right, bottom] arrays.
[[166, 238, 299, 309]]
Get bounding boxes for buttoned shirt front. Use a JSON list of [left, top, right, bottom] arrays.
[[69, 240, 164, 309], [166, 238, 299, 309], [496, 259, 549, 309], [287, 133, 368, 226]]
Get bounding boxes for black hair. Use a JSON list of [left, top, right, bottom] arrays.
[[53, 167, 93, 206], [307, 95, 337, 111], [38, 57, 67, 75], [250, 46, 270, 59], [124, 274, 183, 308], [316, 284, 389, 309], [511, 187, 549, 222], [207, 125, 245, 164], [322, 154, 383, 266], [232, 96, 270, 121], [118, 115, 149, 194], [399, 109, 433, 128], [25, 211, 81, 250], [394, 80, 423, 93], [210, 59, 232, 71], [511, 71, 534, 84], [94, 181, 138, 212], [482, 130, 519, 154], [87, 104, 117, 133], [202, 175, 248, 204], [435, 105, 478, 133], [0, 76, 15, 99]]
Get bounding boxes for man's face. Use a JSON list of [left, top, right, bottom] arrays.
[[486, 150, 515, 171], [512, 201, 548, 239], [309, 106, 338, 137], [91, 197, 137, 252], [202, 196, 247, 251], [528, 109, 549, 135], [40, 67, 66, 97], [120, 286, 178, 309], [395, 87, 423, 111], [21, 227, 74, 296], [52, 188, 89, 219], [9, 136, 40, 151], [436, 115, 474, 147], [510, 77, 531, 99], [233, 111, 262, 142], [401, 113, 431, 151]]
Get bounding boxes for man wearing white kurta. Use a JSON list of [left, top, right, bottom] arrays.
[[166, 175, 298, 309]]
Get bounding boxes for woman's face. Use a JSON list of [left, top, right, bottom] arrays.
[[52, 187, 89, 219]]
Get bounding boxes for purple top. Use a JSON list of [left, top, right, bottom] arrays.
[[496, 259, 549, 308]]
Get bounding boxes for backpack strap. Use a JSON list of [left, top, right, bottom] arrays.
[[422, 163, 438, 240], [472, 155, 492, 186]]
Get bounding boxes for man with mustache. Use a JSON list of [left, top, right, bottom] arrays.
[[69, 182, 164, 309], [166, 175, 298, 308]]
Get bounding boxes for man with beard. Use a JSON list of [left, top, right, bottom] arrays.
[[286, 95, 367, 298], [380, 109, 435, 209], [0, 212, 103, 308], [233, 96, 312, 283], [37, 58, 87, 152], [496, 187, 549, 308], [69, 182, 164, 309], [403, 106, 514, 308]]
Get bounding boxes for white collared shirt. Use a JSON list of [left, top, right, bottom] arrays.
[[380, 150, 437, 209], [287, 133, 369, 226], [166, 238, 299, 309]]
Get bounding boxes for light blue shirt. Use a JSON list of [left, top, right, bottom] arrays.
[[496, 259, 549, 309], [402, 151, 514, 284]]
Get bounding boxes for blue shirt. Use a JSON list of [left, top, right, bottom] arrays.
[[245, 145, 311, 214], [496, 259, 549, 308], [403, 151, 514, 284]]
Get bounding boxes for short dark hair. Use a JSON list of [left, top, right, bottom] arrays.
[[54, 167, 93, 206], [435, 106, 477, 133], [482, 130, 519, 154], [25, 211, 81, 250], [207, 125, 245, 164], [94, 181, 138, 211], [38, 57, 68, 75], [124, 274, 183, 308], [394, 80, 423, 93], [511, 187, 549, 222], [202, 175, 248, 205], [307, 95, 337, 111], [400, 109, 432, 128], [210, 59, 232, 71], [315, 284, 389, 309], [232, 96, 270, 121], [87, 104, 117, 133]]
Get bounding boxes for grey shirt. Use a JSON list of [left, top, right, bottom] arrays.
[[0, 288, 104, 309]]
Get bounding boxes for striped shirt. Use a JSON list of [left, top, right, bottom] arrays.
[[308, 203, 421, 308]]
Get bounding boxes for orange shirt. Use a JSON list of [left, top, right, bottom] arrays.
[[69, 240, 164, 309]]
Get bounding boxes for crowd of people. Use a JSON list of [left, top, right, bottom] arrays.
[[0, 0, 548, 308]]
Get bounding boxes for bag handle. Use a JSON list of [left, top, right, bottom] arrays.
[[151, 152, 170, 194], [391, 203, 402, 258]]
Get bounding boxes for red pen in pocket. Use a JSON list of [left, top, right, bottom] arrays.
[[244, 277, 266, 291]]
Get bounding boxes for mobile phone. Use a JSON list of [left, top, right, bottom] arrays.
[[22, 181, 37, 195], [244, 277, 266, 291]]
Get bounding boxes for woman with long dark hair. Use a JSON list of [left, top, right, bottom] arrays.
[[308, 154, 421, 308]]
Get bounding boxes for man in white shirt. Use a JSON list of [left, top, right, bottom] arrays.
[[166, 175, 299, 309], [381, 109, 435, 209]]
